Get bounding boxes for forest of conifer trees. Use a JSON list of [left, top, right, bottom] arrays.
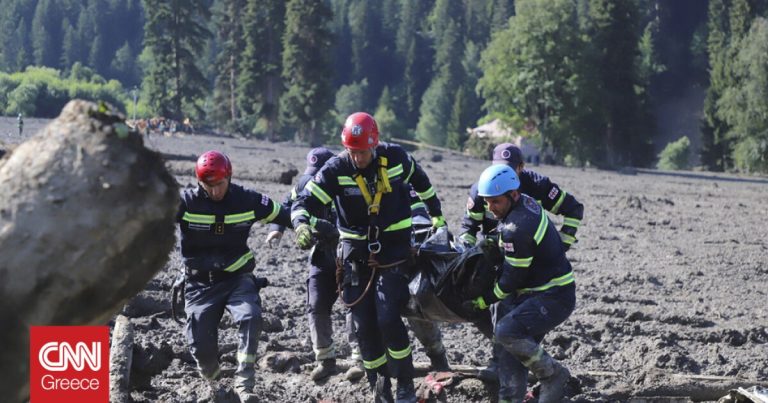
[[1, 0, 766, 172]]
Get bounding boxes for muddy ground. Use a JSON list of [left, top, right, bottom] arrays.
[[3, 119, 767, 402]]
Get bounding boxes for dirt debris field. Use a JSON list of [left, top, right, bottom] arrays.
[[4, 119, 767, 402]]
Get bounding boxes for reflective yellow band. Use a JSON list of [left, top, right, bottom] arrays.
[[416, 186, 436, 200], [517, 271, 575, 295], [338, 176, 356, 186], [339, 230, 367, 240], [405, 159, 416, 182], [410, 202, 426, 211], [183, 212, 215, 224], [384, 217, 412, 232], [306, 181, 332, 204], [468, 210, 484, 220], [563, 217, 580, 228], [505, 255, 532, 268], [522, 347, 544, 367], [363, 354, 388, 369], [261, 201, 280, 223], [291, 209, 310, 221], [237, 352, 256, 363], [224, 211, 255, 224], [550, 191, 566, 214], [290, 187, 298, 200], [224, 251, 254, 272], [560, 232, 576, 245], [533, 211, 549, 245], [388, 345, 412, 360], [387, 164, 403, 178], [493, 282, 511, 300], [459, 233, 477, 245]]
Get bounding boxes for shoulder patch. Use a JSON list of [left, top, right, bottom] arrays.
[[466, 196, 475, 210], [523, 196, 541, 214], [261, 194, 270, 206], [410, 189, 418, 198], [548, 187, 559, 200]]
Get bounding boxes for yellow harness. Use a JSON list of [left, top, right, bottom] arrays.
[[352, 156, 392, 215]]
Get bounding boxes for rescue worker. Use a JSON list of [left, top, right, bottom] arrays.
[[17, 113, 23, 136], [291, 112, 446, 402], [465, 164, 575, 403], [265, 147, 363, 381], [177, 150, 291, 400], [458, 143, 584, 381]]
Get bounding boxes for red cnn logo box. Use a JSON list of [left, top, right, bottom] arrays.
[[30, 326, 109, 403]]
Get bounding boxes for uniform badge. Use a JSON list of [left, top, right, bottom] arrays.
[[410, 189, 418, 198], [548, 187, 559, 200], [261, 194, 270, 206], [524, 196, 541, 214], [466, 197, 475, 210], [502, 242, 515, 252], [351, 124, 363, 136]]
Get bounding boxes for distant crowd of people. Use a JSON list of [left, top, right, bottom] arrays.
[[128, 117, 195, 137]]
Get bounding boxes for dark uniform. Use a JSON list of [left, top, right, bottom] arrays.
[[482, 193, 576, 402], [292, 142, 443, 397], [459, 170, 584, 248], [178, 183, 290, 391], [270, 172, 340, 363]]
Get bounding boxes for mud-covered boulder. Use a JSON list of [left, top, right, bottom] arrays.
[[0, 100, 179, 402]]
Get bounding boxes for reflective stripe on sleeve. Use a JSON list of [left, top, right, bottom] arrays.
[[505, 255, 533, 268], [533, 211, 549, 245], [493, 282, 511, 300], [224, 211, 255, 224], [517, 271, 575, 295], [306, 181, 332, 204], [416, 186, 436, 200], [261, 201, 280, 223], [550, 191, 566, 214], [563, 217, 581, 229]]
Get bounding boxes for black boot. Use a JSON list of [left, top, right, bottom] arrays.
[[373, 375, 394, 403], [395, 379, 416, 403], [426, 351, 451, 372]]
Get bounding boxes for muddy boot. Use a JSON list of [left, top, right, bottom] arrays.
[[477, 361, 498, 383], [373, 375, 394, 403], [426, 351, 451, 372], [310, 358, 336, 381], [395, 379, 417, 403], [234, 378, 258, 403], [533, 359, 569, 403], [345, 359, 365, 381]]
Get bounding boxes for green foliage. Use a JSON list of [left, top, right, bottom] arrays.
[[280, 0, 334, 145], [374, 87, 407, 140], [716, 17, 768, 173], [0, 67, 128, 117], [657, 136, 691, 170], [334, 79, 369, 125]]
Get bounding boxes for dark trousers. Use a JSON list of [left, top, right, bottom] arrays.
[[307, 262, 340, 360], [184, 273, 263, 389], [495, 284, 575, 401], [343, 262, 414, 383]]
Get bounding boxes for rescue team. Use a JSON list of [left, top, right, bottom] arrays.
[[178, 112, 583, 403]]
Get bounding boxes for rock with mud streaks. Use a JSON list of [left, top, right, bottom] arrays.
[[0, 100, 178, 402]]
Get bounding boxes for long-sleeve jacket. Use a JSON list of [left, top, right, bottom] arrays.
[[177, 183, 290, 275], [270, 173, 337, 267], [483, 193, 575, 305], [291, 142, 442, 264], [460, 169, 584, 247]]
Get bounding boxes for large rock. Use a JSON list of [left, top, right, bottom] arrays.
[[0, 100, 179, 401]]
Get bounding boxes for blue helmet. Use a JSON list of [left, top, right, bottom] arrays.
[[477, 164, 520, 197]]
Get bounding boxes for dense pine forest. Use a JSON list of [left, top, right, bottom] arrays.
[[0, 0, 766, 172]]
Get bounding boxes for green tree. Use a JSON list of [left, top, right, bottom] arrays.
[[717, 17, 768, 173], [239, 0, 285, 139], [374, 86, 407, 139], [141, 0, 211, 119], [395, 0, 434, 128], [280, 0, 334, 145], [334, 79, 369, 125], [478, 0, 583, 159], [211, 0, 246, 126], [657, 136, 691, 170], [31, 0, 62, 69]]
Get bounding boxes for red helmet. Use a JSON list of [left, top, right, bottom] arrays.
[[341, 112, 379, 150], [195, 150, 232, 183]]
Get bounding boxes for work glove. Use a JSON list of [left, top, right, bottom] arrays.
[[265, 230, 283, 248], [431, 215, 446, 229], [312, 218, 339, 246], [559, 226, 577, 252], [461, 296, 489, 313], [295, 223, 316, 250]]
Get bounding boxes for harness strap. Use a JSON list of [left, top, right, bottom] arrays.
[[353, 156, 392, 215]]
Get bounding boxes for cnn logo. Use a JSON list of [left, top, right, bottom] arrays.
[[39, 341, 101, 371], [30, 326, 109, 403]]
